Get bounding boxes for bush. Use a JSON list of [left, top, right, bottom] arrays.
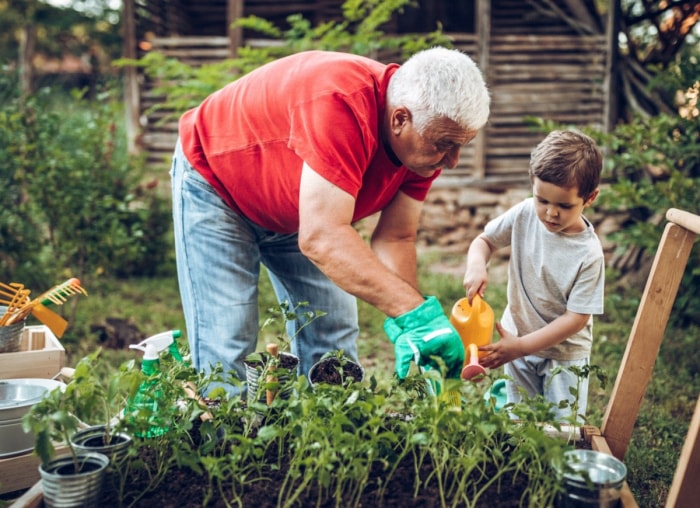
[[0, 75, 172, 287], [595, 112, 700, 325]]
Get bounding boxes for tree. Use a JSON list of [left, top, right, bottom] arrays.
[[0, 0, 123, 95], [531, 0, 699, 120]]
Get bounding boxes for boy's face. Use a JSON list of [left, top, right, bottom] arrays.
[[532, 177, 598, 234]]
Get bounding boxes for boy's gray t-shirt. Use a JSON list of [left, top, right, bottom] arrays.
[[483, 198, 605, 360]]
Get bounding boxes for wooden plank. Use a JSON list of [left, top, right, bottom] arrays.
[[665, 393, 700, 507], [154, 48, 231, 59], [667, 208, 700, 234], [589, 436, 639, 508], [601, 220, 698, 459], [150, 36, 229, 47], [6, 479, 43, 508], [473, 0, 490, 179], [0, 444, 68, 496], [0, 326, 64, 379], [491, 53, 605, 64]]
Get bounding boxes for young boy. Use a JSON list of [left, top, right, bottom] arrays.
[[463, 130, 605, 421]]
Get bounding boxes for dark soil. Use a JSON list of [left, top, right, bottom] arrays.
[[93, 410, 553, 508], [309, 356, 364, 385], [100, 443, 529, 508]]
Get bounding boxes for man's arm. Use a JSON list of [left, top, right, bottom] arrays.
[[369, 190, 423, 291], [298, 163, 425, 317]]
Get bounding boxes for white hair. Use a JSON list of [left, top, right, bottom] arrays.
[[387, 47, 490, 133]]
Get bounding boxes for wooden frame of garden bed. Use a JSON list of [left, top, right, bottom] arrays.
[[593, 208, 700, 508], [8, 210, 699, 508]]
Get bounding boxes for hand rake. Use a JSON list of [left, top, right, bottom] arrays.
[[0, 282, 31, 326], [4, 278, 87, 337]]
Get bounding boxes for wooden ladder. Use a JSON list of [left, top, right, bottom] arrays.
[[599, 208, 700, 507]]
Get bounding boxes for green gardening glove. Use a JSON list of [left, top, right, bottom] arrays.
[[383, 296, 465, 379]]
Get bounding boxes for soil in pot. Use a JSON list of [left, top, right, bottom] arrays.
[[71, 425, 132, 466], [309, 357, 364, 386]]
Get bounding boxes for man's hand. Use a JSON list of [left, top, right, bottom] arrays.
[[384, 296, 465, 379]]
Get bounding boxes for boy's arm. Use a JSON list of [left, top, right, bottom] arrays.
[[480, 310, 590, 369], [463, 234, 496, 302]]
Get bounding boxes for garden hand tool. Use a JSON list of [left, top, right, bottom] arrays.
[[5, 278, 87, 337], [383, 296, 465, 380], [449, 295, 494, 381], [0, 282, 30, 326]]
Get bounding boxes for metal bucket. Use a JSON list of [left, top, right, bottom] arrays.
[[0, 305, 26, 353], [0, 378, 65, 458], [40, 452, 109, 508], [71, 425, 133, 466], [556, 450, 627, 508]]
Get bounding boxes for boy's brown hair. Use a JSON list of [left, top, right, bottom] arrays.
[[528, 130, 603, 200]]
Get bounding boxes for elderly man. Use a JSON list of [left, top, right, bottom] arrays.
[[171, 47, 490, 395]]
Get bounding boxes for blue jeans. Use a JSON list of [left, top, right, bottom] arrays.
[[170, 140, 359, 396]]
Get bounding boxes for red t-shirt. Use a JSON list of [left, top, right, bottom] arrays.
[[179, 50, 439, 233]]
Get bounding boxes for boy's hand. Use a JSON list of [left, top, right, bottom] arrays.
[[384, 296, 465, 379], [463, 235, 494, 302], [463, 266, 488, 302], [479, 322, 526, 369]]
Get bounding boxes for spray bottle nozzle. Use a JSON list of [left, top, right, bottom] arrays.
[[129, 330, 182, 359]]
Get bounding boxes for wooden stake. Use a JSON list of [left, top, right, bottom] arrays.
[[265, 343, 279, 406]]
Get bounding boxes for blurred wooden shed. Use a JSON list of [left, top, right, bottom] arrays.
[[122, 0, 615, 190]]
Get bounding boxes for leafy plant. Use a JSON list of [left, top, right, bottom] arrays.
[[22, 350, 138, 470], [244, 300, 326, 410], [0, 77, 172, 286]]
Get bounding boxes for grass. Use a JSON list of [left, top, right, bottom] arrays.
[[42, 251, 699, 507]]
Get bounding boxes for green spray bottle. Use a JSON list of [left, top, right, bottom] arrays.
[[127, 330, 182, 437]]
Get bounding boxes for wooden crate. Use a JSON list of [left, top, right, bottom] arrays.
[[0, 326, 65, 380], [0, 445, 68, 496], [1, 326, 66, 496]]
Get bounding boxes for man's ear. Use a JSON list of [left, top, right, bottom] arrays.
[[391, 106, 410, 135]]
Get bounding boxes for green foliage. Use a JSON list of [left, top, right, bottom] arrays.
[[595, 111, 700, 325], [118, 0, 451, 122], [61, 255, 696, 507], [44, 343, 575, 507], [0, 76, 172, 287], [22, 349, 136, 469]]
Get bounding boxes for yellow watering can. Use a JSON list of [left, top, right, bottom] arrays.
[[449, 294, 494, 380]]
